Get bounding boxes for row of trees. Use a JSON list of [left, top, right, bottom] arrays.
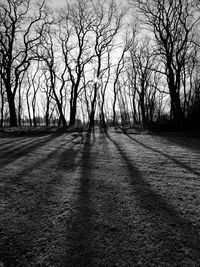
[[0, 0, 200, 129]]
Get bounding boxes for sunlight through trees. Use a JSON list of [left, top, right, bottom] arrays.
[[0, 0, 200, 129]]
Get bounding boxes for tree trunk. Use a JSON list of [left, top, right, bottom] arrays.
[[168, 77, 184, 127], [140, 95, 146, 125], [57, 101, 67, 127], [171, 93, 184, 127], [0, 80, 4, 127], [50, 70, 67, 128], [100, 108, 106, 128], [7, 89, 18, 127], [89, 83, 98, 128], [0, 97, 4, 127], [45, 97, 50, 126], [33, 111, 37, 127], [112, 93, 117, 125], [69, 94, 77, 126], [26, 93, 32, 127]]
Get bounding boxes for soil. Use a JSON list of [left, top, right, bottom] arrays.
[[0, 127, 200, 267]]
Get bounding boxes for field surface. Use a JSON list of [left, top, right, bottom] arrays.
[[0, 128, 200, 266]]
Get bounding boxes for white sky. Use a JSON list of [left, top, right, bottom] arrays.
[[48, 0, 127, 8], [48, 0, 66, 7]]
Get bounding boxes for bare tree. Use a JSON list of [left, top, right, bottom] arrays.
[[112, 33, 133, 125], [17, 71, 26, 128], [31, 68, 42, 127], [40, 71, 53, 126], [25, 73, 32, 127], [37, 23, 68, 127], [0, 64, 6, 127], [128, 38, 158, 125], [132, 0, 199, 127], [88, 0, 126, 128], [184, 42, 200, 124], [59, 0, 95, 126], [98, 46, 112, 128], [0, 0, 47, 126]]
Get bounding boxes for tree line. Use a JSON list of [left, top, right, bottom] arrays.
[[0, 0, 200, 129]]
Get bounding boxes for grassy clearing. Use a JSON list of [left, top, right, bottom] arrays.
[[0, 128, 200, 266]]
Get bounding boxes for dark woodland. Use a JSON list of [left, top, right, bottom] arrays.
[[0, 0, 200, 266]]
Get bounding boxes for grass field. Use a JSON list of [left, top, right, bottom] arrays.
[[0, 127, 200, 266]]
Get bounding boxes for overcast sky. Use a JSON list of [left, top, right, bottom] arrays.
[[48, 0, 66, 7], [48, 0, 126, 8]]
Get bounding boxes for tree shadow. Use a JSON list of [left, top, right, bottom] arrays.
[[124, 132, 200, 177], [0, 134, 80, 266], [1, 135, 79, 194], [63, 130, 95, 266], [155, 132, 200, 153], [0, 137, 39, 153], [55, 136, 82, 172], [0, 137, 27, 147], [1, 135, 54, 155], [95, 129, 142, 265], [0, 133, 64, 169], [106, 132, 200, 263]]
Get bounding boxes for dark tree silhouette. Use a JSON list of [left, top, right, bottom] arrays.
[[59, 0, 95, 126], [133, 0, 199, 127], [0, 0, 47, 126], [89, 0, 125, 127]]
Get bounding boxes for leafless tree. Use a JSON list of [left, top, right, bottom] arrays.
[[40, 71, 53, 126], [0, 0, 47, 126], [88, 0, 126, 127], [59, 0, 95, 126], [0, 64, 6, 127], [37, 23, 68, 127], [132, 0, 199, 127], [128, 38, 159, 125], [98, 46, 112, 127], [112, 33, 133, 125]]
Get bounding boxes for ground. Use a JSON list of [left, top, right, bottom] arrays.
[[0, 127, 200, 267]]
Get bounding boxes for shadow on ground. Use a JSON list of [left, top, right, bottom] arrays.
[[1, 128, 200, 266], [0, 132, 64, 169], [106, 131, 200, 265], [0, 134, 81, 266], [155, 132, 200, 152], [61, 130, 95, 266], [125, 132, 200, 177]]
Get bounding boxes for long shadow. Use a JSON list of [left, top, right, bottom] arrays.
[[1, 138, 72, 210], [96, 129, 142, 265], [0, 132, 64, 169], [0, 137, 28, 147], [0, 134, 80, 266], [124, 132, 200, 177], [55, 135, 83, 172], [0, 135, 50, 155], [1, 131, 92, 266], [1, 135, 79, 193], [12, 134, 81, 175], [63, 130, 94, 266], [155, 132, 200, 153], [106, 132, 200, 262], [0, 137, 37, 152], [29, 134, 80, 173]]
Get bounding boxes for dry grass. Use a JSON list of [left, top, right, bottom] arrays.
[[0, 127, 200, 266]]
